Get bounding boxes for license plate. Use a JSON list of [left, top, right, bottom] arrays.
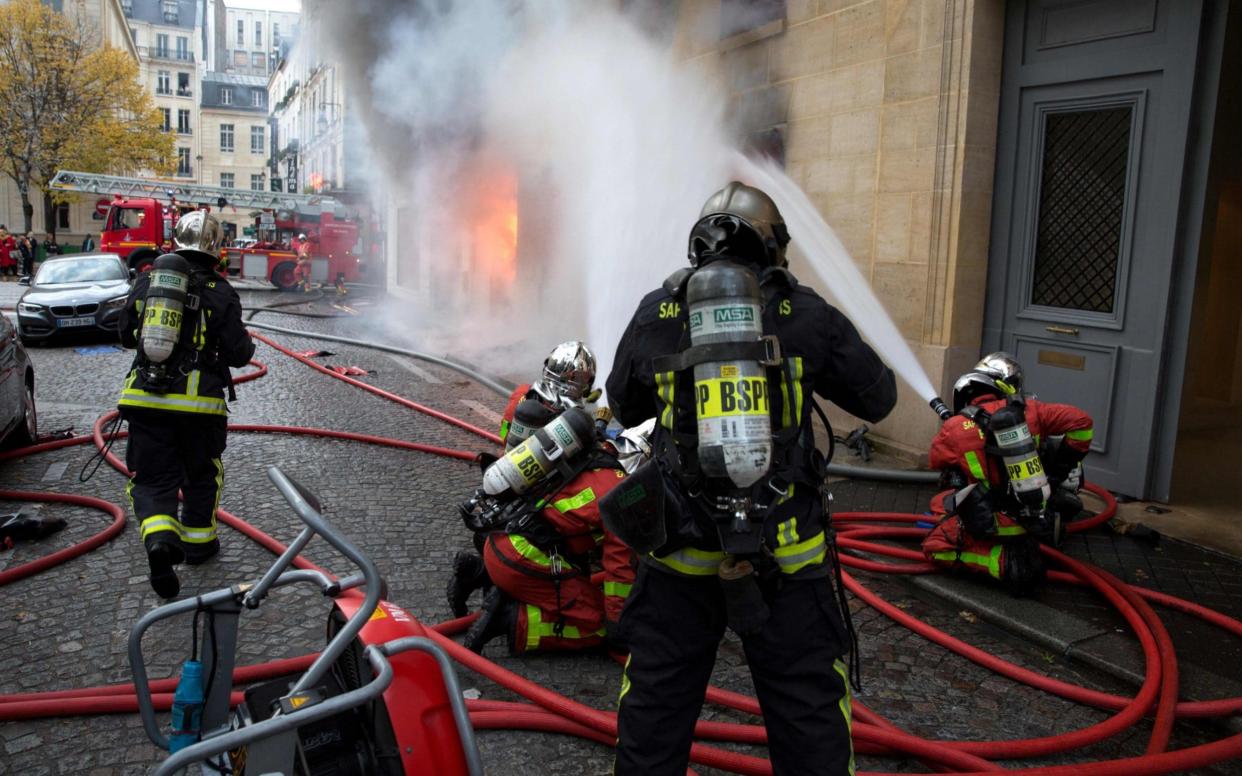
[[56, 316, 95, 328]]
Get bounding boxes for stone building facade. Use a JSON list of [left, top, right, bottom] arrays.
[[671, 0, 1003, 455]]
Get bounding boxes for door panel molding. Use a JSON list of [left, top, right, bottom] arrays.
[[1033, 0, 1158, 52], [1010, 333, 1117, 454]]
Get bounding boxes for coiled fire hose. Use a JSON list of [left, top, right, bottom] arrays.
[[0, 326, 1239, 775]]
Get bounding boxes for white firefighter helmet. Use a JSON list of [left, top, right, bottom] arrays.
[[952, 352, 1024, 413], [532, 341, 596, 407], [172, 210, 224, 261]]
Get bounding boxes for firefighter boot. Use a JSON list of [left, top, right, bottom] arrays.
[[147, 541, 183, 599], [183, 539, 220, 566], [463, 588, 515, 654], [1002, 538, 1046, 597], [446, 550, 491, 617]]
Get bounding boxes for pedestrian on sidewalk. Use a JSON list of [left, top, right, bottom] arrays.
[[116, 210, 255, 599], [43, 233, 61, 258], [0, 228, 18, 281], [18, 234, 34, 276]]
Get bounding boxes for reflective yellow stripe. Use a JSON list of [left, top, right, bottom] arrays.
[[932, 544, 1003, 578], [996, 522, 1027, 536], [655, 371, 676, 431], [499, 419, 510, 442], [140, 514, 181, 541], [776, 518, 799, 548], [553, 486, 596, 513], [619, 655, 632, 703], [139, 513, 218, 544], [603, 581, 632, 599], [780, 360, 792, 428], [509, 535, 551, 567], [773, 531, 827, 574], [963, 450, 987, 482], [834, 659, 856, 775], [210, 457, 224, 520], [525, 603, 601, 651], [650, 546, 725, 576], [1066, 428, 1094, 442], [186, 368, 200, 398], [118, 390, 228, 415], [790, 356, 804, 426]]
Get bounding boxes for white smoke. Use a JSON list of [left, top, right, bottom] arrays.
[[306, 0, 730, 382], [305, 0, 936, 403]]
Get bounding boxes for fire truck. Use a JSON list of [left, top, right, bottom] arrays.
[[49, 170, 365, 290]]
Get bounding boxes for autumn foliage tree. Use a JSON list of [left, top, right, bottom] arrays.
[[0, 0, 173, 236]]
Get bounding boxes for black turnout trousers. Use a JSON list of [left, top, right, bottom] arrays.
[[614, 562, 854, 776], [124, 409, 227, 559]]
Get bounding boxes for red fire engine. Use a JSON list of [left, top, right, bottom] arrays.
[[49, 170, 365, 290]]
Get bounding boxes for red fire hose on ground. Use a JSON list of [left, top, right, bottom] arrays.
[[0, 332, 1240, 775]]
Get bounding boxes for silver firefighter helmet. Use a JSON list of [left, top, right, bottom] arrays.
[[952, 351, 1024, 413], [688, 181, 790, 268], [532, 341, 596, 407], [173, 210, 224, 261]]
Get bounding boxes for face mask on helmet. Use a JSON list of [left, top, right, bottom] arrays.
[[532, 341, 596, 408], [688, 214, 771, 268], [973, 352, 1024, 396]]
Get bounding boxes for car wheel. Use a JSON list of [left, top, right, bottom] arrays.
[[271, 261, 298, 292], [4, 376, 36, 449]]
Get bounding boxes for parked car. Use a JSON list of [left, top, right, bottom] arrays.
[[0, 309, 36, 448], [15, 254, 133, 344]]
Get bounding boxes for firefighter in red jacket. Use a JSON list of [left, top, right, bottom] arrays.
[[448, 341, 636, 653], [922, 353, 1093, 593]]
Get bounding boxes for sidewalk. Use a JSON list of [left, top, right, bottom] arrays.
[[828, 473, 1242, 733]]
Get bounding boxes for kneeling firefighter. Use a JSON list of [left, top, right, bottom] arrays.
[[921, 353, 1093, 595], [117, 210, 255, 599], [449, 342, 636, 654], [603, 182, 897, 776]]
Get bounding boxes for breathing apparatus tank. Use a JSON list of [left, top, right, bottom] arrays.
[[686, 261, 772, 489], [988, 397, 1050, 514], [139, 253, 191, 366], [483, 407, 595, 497], [505, 398, 557, 451]]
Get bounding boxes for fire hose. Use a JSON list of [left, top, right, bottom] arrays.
[[0, 332, 1239, 775]]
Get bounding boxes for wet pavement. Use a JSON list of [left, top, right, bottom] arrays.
[[0, 288, 1238, 775]]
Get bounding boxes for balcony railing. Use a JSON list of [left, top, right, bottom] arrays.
[[177, 128, 193, 135], [176, 167, 193, 177], [142, 46, 195, 63], [176, 89, 193, 97]]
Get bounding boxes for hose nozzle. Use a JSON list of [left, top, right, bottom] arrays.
[[929, 397, 952, 421]]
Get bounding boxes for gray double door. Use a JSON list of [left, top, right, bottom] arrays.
[[984, 0, 1210, 497]]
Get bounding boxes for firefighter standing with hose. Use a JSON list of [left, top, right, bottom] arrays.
[[921, 353, 1093, 594], [116, 210, 255, 599], [448, 342, 636, 654], [604, 182, 896, 776]]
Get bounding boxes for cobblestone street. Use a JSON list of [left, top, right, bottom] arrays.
[[0, 291, 1238, 775]]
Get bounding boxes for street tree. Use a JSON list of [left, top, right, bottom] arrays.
[[0, 0, 173, 237]]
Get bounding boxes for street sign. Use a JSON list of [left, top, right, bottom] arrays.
[[95, 199, 111, 216], [259, 213, 275, 225]]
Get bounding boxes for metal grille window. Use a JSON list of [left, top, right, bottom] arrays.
[[177, 109, 190, 134], [220, 123, 234, 152], [220, 173, 234, 189], [176, 148, 191, 176], [1030, 107, 1132, 313]]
